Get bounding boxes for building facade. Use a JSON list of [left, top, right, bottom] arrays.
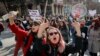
[[0, 0, 100, 17]]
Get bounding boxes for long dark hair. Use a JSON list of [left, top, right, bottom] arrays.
[[92, 19, 100, 30], [58, 20, 67, 29], [50, 19, 59, 28]]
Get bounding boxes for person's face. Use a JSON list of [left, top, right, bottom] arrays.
[[48, 29, 60, 44], [29, 19, 33, 24], [80, 20, 86, 25], [59, 21, 63, 26], [31, 25, 39, 32]]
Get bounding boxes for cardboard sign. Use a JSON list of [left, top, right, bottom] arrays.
[[71, 3, 87, 18], [88, 10, 96, 16], [28, 10, 41, 21], [28, 10, 40, 17]]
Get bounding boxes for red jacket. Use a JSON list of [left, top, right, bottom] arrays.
[[0, 22, 4, 33], [9, 24, 33, 56]]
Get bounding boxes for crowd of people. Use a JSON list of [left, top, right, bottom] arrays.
[[3, 12, 99, 56], [0, 3, 100, 56]]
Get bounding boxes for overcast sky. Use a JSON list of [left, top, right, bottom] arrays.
[[99, 0, 100, 2]]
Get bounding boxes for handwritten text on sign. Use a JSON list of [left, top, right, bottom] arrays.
[[29, 10, 40, 17]]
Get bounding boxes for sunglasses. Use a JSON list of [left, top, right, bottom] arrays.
[[30, 22, 40, 27], [49, 32, 58, 36], [33, 24, 39, 26]]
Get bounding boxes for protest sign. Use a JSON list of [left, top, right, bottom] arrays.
[[28, 10, 41, 21], [88, 10, 96, 16], [71, 3, 87, 19]]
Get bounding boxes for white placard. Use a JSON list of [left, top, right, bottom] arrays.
[[28, 10, 41, 21], [30, 17, 41, 21], [88, 10, 96, 16], [28, 10, 40, 17]]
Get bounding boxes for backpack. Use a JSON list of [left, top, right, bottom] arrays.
[[0, 22, 4, 33]]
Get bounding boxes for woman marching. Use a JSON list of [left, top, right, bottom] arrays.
[[8, 11, 82, 56], [88, 17, 100, 56], [37, 18, 82, 56], [8, 11, 45, 56]]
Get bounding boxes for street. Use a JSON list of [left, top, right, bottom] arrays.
[[0, 0, 100, 56], [0, 28, 23, 56], [0, 28, 100, 56]]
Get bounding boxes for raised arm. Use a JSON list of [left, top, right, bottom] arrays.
[[8, 11, 28, 37], [72, 21, 81, 37], [37, 19, 49, 38]]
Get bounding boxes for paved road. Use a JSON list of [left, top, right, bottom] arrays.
[[0, 37, 23, 56], [0, 28, 13, 39]]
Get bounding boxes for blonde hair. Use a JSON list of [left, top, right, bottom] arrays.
[[46, 27, 66, 53]]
